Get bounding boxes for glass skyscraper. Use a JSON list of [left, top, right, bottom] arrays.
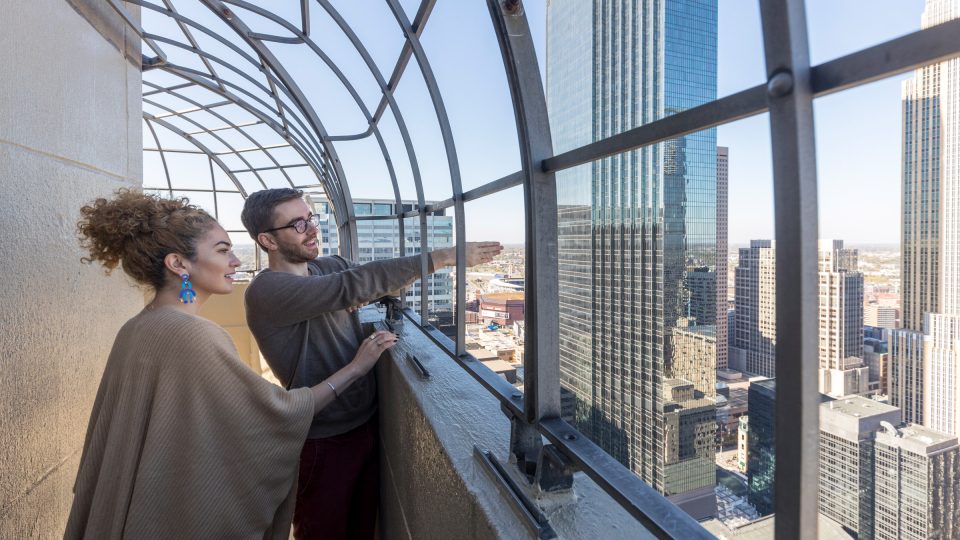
[[547, 0, 719, 518], [747, 379, 776, 516]]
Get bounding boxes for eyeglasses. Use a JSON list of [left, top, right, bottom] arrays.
[[262, 214, 321, 235]]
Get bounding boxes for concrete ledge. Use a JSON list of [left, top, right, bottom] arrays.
[[373, 318, 658, 539]]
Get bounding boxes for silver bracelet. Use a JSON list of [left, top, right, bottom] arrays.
[[326, 381, 339, 399]]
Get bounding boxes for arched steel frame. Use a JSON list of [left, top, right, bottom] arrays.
[[108, 0, 960, 537]]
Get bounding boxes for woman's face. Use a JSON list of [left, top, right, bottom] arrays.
[[185, 223, 242, 298]]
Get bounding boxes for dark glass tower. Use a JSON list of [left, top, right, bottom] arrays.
[[747, 379, 776, 516], [547, 0, 719, 518]]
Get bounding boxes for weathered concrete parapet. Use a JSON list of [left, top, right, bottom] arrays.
[[372, 315, 657, 539]]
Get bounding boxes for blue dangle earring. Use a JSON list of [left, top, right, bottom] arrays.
[[179, 273, 197, 304]]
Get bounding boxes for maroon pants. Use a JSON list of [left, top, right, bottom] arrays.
[[293, 416, 379, 540]]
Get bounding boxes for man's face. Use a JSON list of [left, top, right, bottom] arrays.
[[265, 198, 320, 263]]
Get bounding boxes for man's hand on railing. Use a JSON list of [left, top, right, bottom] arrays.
[[431, 242, 503, 269]]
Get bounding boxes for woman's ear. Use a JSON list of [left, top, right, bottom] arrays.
[[163, 253, 190, 278]]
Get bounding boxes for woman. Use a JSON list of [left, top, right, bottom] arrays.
[[65, 189, 397, 539]]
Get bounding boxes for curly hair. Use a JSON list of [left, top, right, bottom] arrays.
[[240, 188, 303, 249], [77, 189, 217, 290]]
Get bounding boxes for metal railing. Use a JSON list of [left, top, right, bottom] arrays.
[[108, 0, 960, 537]]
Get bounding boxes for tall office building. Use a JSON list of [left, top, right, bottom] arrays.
[[717, 147, 729, 370], [817, 396, 901, 537], [818, 240, 868, 397], [815, 397, 960, 539], [308, 196, 454, 318], [873, 423, 960, 539], [547, 0, 719, 518], [732, 240, 777, 377], [894, 0, 960, 436], [863, 335, 891, 396], [746, 379, 776, 516], [890, 330, 926, 424], [865, 304, 899, 329]]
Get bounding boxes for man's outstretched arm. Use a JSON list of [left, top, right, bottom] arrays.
[[248, 242, 502, 327], [427, 242, 503, 270]]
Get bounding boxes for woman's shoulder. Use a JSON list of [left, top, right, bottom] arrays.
[[123, 308, 230, 348]]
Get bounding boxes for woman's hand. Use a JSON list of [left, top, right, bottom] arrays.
[[350, 330, 398, 374]]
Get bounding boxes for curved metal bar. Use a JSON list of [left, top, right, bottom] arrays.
[[152, 66, 347, 219], [144, 118, 173, 192], [147, 69, 348, 225], [160, 0, 225, 93], [201, 0, 358, 259], [134, 1, 318, 173], [142, 34, 304, 144], [140, 45, 308, 150], [134, 0, 291, 134], [211, 0, 409, 266], [246, 32, 304, 44], [381, 0, 436, 120], [313, 0, 432, 318], [758, 0, 819, 538], [386, 0, 467, 353], [217, 1, 436, 294], [143, 95, 269, 190], [144, 79, 298, 189], [145, 113, 249, 197], [485, 0, 559, 425], [145, 101, 274, 193], [161, 67, 325, 170]]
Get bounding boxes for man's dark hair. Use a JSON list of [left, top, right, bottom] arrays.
[[241, 188, 304, 248]]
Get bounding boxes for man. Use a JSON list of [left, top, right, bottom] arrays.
[[241, 188, 500, 539]]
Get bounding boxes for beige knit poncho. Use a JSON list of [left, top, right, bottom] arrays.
[[65, 308, 314, 539]]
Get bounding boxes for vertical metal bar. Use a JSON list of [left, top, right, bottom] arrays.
[[144, 119, 173, 193], [758, 1, 819, 538], [300, 0, 309, 36], [386, 0, 466, 354], [209, 156, 219, 220], [487, 0, 560, 422], [420, 207, 429, 323]]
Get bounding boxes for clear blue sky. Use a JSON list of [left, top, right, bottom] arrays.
[[148, 1, 929, 246]]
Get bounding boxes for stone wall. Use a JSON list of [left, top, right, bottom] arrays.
[[0, 1, 142, 536]]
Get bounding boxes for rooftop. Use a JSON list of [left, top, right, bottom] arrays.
[[876, 422, 960, 455], [820, 396, 901, 440], [479, 292, 525, 302]]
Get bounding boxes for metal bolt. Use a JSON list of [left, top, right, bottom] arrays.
[[563, 432, 577, 441], [767, 70, 794, 98], [503, 0, 521, 14], [222, 7, 234, 20], [512, 392, 522, 400]]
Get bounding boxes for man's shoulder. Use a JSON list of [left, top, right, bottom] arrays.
[[246, 257, 349, 291], [310, 255, 352, 273]]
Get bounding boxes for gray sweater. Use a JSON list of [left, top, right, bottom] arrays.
[[245, 255, 431, 438]]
